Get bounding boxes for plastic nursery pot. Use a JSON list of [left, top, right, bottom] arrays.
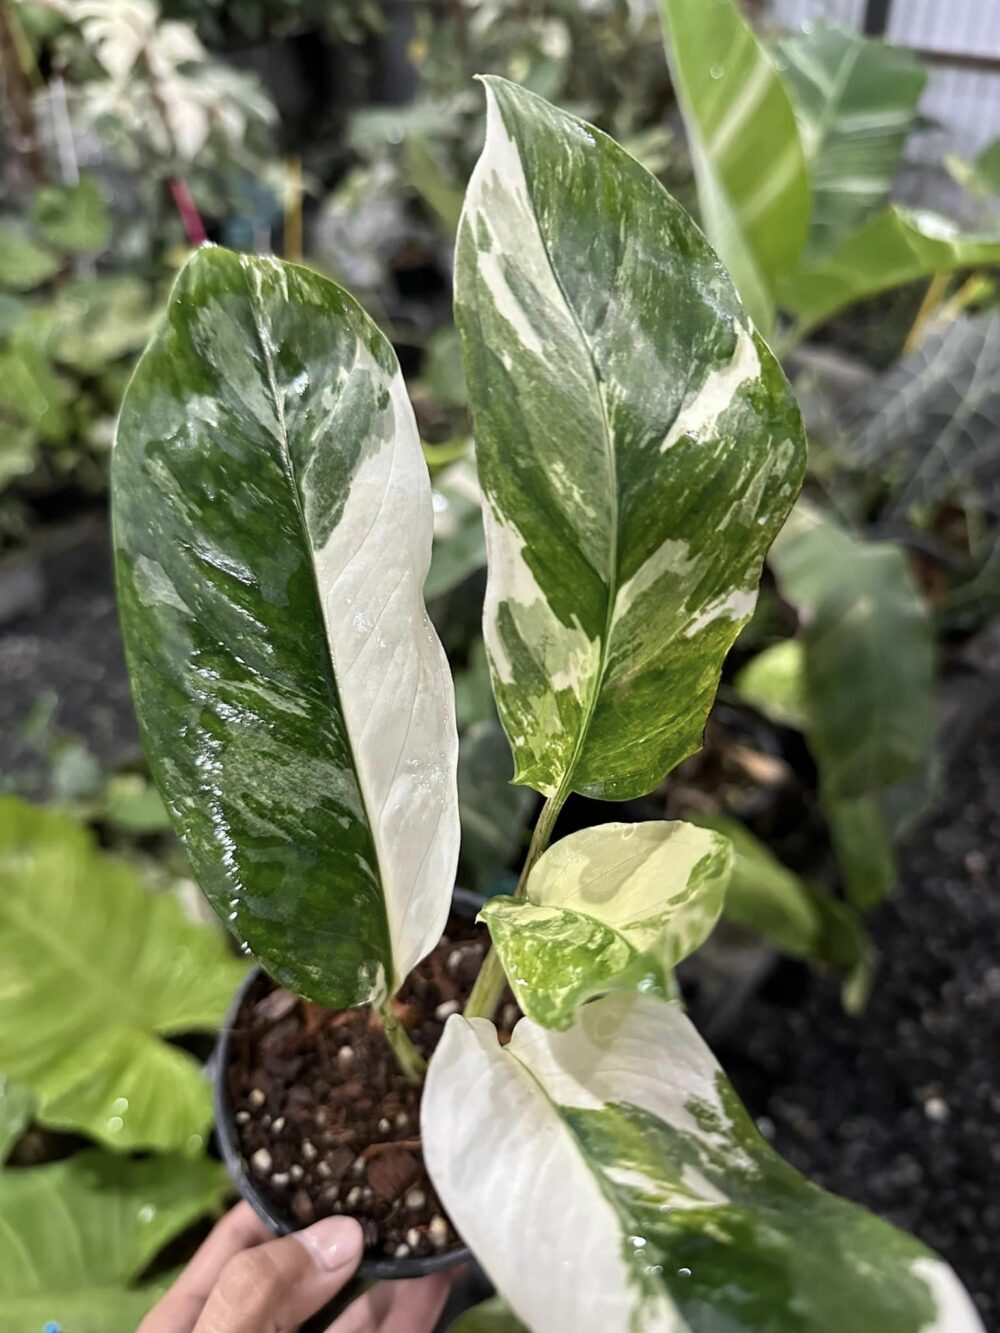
[[213, 888, 484, 1281]]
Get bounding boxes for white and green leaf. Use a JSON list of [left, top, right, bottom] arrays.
[[456, 78, 805, 804], [658, 0, 810, 331], [113, 248, 460, 1008], [777, 24, 926, 258], [480, 822, 731, 1029], [0, 1149, 228, 1333], [0, 797, 247, 1152], [424, 994, 983, 1333]]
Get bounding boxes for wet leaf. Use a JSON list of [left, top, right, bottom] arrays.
[[424, 995, 983, 1332], [113, 248, 460, 1007], [0, 1149, 228, 1333], [456, 78, 805, 802]]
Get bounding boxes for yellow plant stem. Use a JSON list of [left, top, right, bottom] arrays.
[[903, 272, 951, 354]]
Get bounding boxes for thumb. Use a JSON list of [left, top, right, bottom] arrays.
[[194, 1215, 364, 1333]]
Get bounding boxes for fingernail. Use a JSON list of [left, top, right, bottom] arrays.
[[293, 1216, 364, 1272]]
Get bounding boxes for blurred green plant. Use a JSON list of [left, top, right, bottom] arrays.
[[0, 797, 248, 1152], [659, 4, 1000, 342], [0, 1149, 228, 1332]]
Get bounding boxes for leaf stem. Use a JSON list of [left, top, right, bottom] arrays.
[[376, 997, 426, 1084], [464, 790, 566, 1021]]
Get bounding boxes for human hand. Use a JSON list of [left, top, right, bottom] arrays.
[[139, 1202, 457, 1332]]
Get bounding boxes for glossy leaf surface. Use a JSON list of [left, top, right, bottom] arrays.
[[659, 0, 809, 331], [781, 207, 1000, 334], [0, 798, 246, 1152], [768, 505, 934, 801], [778, 24, 926, 258], [0, 1149, 227, 1333], [456, 79, 805, 802], [113, 248, 460, 1006], [480, 821, 730, 1028], [424, 995, 982, 1333]]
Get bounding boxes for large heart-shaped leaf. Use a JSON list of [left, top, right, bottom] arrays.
[[777, 24, 926, 259], [658, 0, 809, 332], [781, 207, 1000, 336], [480, 822, 731, 1028], [0, 1149, 228, 1333], [455, 79, 805, 804], [424, 995, 983, 1332], [0, 797, 247, 1152], [113, 248, 460, 1007], [768, 505, 934, 801]]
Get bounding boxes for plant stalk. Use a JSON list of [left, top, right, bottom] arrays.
[[377, 997, 426, 1084], [464, 790, 565, 1021]]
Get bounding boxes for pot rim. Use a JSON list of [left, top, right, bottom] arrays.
[[212, 887, 484, 1280]]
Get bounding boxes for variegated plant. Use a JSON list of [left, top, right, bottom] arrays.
[[113, 77, 981, 1332]]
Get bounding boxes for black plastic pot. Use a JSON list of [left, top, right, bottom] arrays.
[[212, 887, 484, 1282]]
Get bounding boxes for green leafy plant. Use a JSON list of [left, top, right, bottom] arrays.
[[659, 4, 1000, 343], [112, 79, 981, 1330], [0, 797, 247, 1151], [0, 1148, 228, 1332]]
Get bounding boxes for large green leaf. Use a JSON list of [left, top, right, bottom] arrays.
[[0, 797, 247, 1152], [658, 0, 809, 331], [780, 207, 1000, 335], [455, 79, 805, 804], [0, 1149, 228, 1333], [480, 822, 731, 1028], [768, 505, 934, 801], [424, 995, 982, 1332], [777, 24, 926, 258], [0, 1078, 34, 1165], [113, 248, 460, 1008], [32, 175, 112, 254]]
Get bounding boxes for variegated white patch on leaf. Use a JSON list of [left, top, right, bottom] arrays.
[[479, 821, 731, 1028], [114, 248, 459, 1007], [423, 994, 983, 1333], [455, 78, 805, 804]]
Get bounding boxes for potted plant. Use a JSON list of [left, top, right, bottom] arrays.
[[112, 78, 983, 1330]]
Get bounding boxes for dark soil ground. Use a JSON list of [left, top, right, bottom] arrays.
[[226, 922, 517, 1263]]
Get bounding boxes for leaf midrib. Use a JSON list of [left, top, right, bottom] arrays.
[[239, 261, 395, 988]]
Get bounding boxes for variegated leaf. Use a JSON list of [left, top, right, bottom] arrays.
[[456, 78, 805, 804], [658, 0, 810, 332], [479, 822, 731, 1028], [777, 24, 926, 259], [113, 247, 459, 1007], [424, 994, 983, 1333]]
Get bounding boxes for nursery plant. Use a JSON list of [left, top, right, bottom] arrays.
[[112, 78, 983, 1329], [659, 0, 1000, 343]]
